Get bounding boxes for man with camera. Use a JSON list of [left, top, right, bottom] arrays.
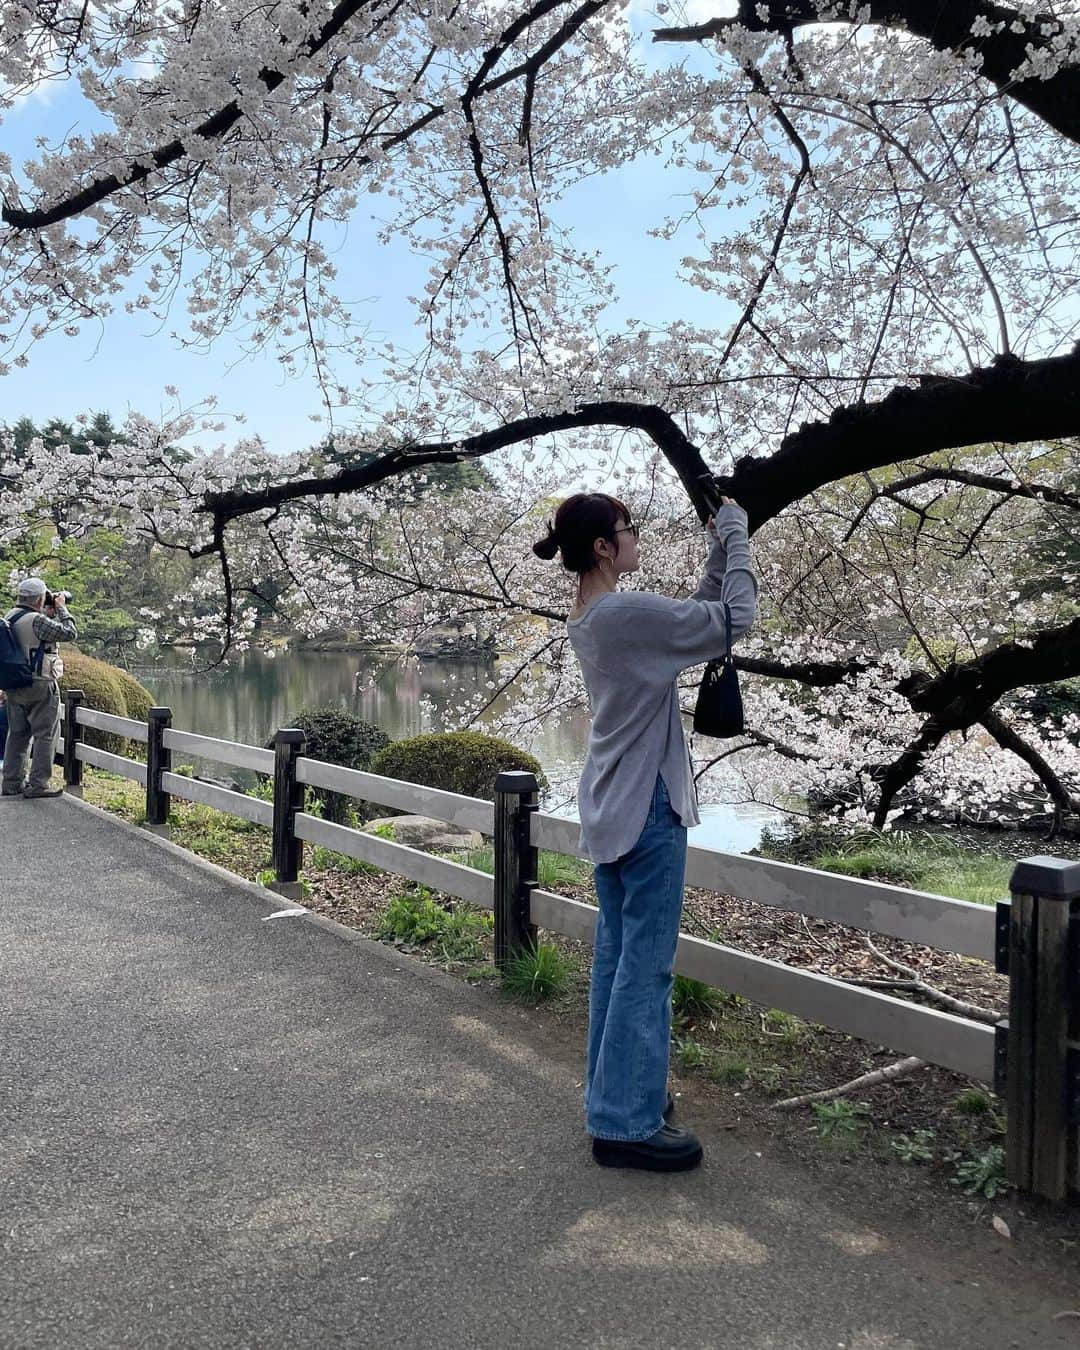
[[2, 577, 78, 799]]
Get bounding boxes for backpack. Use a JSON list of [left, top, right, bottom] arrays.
[[0, 610, 44, 691]]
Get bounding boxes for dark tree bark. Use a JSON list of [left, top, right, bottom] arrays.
[[199, 350, 1080, 537], [723, 351, 1080, 532], [200, 400, 718, 527]]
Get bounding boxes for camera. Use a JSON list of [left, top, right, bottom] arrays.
[[45, 589, 69, 608]]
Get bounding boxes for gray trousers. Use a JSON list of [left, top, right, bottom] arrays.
[[3, 680, 60, 792]]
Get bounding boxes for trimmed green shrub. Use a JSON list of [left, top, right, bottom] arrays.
[[111, 666, 153, 723], [370, 730, 546, 802], [59, 651, 153, 755], [266, 705, 390, 823]]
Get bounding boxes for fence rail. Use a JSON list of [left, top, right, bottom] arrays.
[[162, 728, 275, 775], [293, 812, 495, 908], [296, 758, 494, 835], [528, 886, 995, 1079], [160, 771, 273, 827], [76, 743, 148, 785], [54, 687, 1080, 1203], [531, 810, 994, 961], [76, 707, 149, 743]]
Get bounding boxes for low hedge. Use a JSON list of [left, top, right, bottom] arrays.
[[267, 705, 390, 823], [370, 731, 546, 803], [59, 651, 153, 755]]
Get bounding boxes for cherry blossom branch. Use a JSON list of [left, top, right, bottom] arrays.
[[2, 0, 609, 233], [715, 62, 813, 367], [735, 653, 865, 687], [840, 465, 1080, 546], [979, 708, 1080, 819], [865, 616, 1080, 823], [192, 350, 1080, 541], [3, 0, 380, 229], [869, 715, 951, 828], [654, 1, 1080, 147], [902, 616, 1080, 718], [864, 467, 1080, 515], [197, 401, 717, 528]]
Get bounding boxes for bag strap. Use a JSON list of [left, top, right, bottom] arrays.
[[10, 608, 46, 674], [723, 602, 733, 659]]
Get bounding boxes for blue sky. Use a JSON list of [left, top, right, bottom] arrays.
[[1, 32, 728, 457]]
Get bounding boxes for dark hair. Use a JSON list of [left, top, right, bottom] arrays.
[[532, 493, 631, 574]]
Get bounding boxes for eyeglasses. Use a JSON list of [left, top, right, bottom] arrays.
[[614, 523, 640, 540]]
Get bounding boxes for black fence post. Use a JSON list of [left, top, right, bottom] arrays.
[[272, 729, 306, 900], [1001, 856, 1080, 1201], [145, 707, 173, 834], [493, 771, 539, 969], [62, 689, 85, 795]]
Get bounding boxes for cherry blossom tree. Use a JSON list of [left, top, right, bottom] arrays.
[[2, 0, 1079, 830]]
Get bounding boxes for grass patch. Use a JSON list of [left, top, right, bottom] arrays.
[[752, 1064, 788, 1094], [672, 975, 722, 1026], [309, 845, 382, 876], [812, 1100, 867, 1139], [374, 887, 494, 965], [500, 943, 572, 1001], [81, 769, 271, 876], [811, 830, 1012, 905], [953, 1087, 993, 1116], [710, 1055, 749, 1086], [453, 845, 591, 889], [376, 888, 452, 943], [674, 1035, 709, 1070], [763, 1009, 809, 1046], [433, 906, 494, 964]]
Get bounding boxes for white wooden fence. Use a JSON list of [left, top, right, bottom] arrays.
[[57, 692, 1079, 1201]]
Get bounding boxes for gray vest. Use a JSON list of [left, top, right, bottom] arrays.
[[4, 608, 47, 677]]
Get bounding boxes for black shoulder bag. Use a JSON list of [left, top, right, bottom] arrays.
[[692, 603, 744, 738]]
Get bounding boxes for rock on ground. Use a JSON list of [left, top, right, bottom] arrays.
[[364, 814, 484, 852]]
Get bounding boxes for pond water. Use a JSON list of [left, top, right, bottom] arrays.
[[135, 648, 781, 853]]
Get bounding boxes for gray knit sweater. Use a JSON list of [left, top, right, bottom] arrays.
[[566, 503, 758, 864]]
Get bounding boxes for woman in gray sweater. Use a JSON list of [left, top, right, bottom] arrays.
[[534, 493, 757, 1171]]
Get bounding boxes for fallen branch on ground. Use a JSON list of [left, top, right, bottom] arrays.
[[864, 937, 1000, 1025], [773, 1056, 927, 1111]]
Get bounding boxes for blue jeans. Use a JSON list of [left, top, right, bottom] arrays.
[[585, 775, 688, 1141]]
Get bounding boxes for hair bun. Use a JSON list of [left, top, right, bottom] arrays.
[[532, 523, 560, 561]]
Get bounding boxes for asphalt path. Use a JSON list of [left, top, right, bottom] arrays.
[[1, 794, 1077, 1349]]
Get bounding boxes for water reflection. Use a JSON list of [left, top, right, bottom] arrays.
[[137, 648, 778, 852]]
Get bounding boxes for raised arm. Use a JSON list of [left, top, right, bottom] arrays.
[[600, 506, 758, 680], [33, 603, 78, 644]]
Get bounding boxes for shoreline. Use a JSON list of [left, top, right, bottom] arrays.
[[157, 637, 502, 658]]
